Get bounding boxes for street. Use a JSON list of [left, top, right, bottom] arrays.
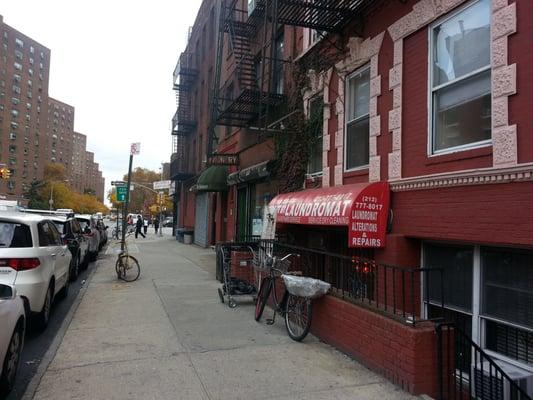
[[11, 230, 415, 400]]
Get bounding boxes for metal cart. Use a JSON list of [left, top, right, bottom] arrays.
[[216, 242, 257, 308]]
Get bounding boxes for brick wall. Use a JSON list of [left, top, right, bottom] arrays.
[[311, 295, 440, 397]]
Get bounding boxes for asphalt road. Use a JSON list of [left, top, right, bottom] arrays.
[[5, 257, 98, 400]]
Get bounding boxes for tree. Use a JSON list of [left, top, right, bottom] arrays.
[[43, 163, 67, 181], [25, 180, 48, 209], [122, 167, 161, 214]]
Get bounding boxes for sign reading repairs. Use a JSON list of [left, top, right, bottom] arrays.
[[269, 182, 390, 248]]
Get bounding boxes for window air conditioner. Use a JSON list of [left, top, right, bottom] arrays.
[[472, 360, 533, 400]]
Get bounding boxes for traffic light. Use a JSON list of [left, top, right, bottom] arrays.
[[0, 167, 11, 179]]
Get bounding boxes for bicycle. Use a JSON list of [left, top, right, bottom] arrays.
[[254, 252, 314, 342], [115, 233, 140, 282]]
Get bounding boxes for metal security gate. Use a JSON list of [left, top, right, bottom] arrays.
[[194, 192, 209, 247]]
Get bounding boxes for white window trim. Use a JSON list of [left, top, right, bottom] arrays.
[[344, 64, 370, 172], [427, 0, 492, 157]]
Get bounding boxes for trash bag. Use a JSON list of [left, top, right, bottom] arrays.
[[282, 275, 331, 299]]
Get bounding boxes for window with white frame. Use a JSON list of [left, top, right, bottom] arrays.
[[424, 243, 533, 368], [345, 65, 370, 170], [430, 0, 491, 154]]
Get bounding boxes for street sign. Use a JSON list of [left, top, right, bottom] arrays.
[[111, 180, 126, 186], [130, 142, 141, 155], [116, 186, 128, 202], [153, 180, 171, 190], [207, 154, 239, 166]]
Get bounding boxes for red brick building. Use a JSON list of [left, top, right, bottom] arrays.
[[172, 0, 533, 396]]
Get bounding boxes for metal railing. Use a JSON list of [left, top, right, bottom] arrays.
[[436, 322, 533, 400], [256, 239, 443, 326]]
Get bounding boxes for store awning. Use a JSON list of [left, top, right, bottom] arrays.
[[227, 160, 272, 185], [269, 182, 390, 248], [196, 166, 228, 192]]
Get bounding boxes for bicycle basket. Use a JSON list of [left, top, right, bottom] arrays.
[[282, 275, 331, 299]]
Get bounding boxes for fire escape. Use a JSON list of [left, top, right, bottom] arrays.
[[171, 51, 198, 180], [209, 0, 379, 155]]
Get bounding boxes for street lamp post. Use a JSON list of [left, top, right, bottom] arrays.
[[49, 179, 68, 212]]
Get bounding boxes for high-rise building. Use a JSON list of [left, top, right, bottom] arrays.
[[71, 131, 87, 193], [0, 14, 51, 199], [46, 97, 74, 170]]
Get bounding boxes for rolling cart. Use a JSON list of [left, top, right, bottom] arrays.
[[217, 242, 257, 308]]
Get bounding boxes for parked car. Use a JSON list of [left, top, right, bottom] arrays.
[[162, 217, 173, 227], [0, 283, 25, 397], [95, 219, 108, 249], [0, 212, 70, 330], [49, 215, 89, 281], [75, 215, 100, 262]]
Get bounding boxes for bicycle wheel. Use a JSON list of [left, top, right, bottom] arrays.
[[255, 277, 271, 321], [115, 255, 140, 282], [284, 294, 312, 342]]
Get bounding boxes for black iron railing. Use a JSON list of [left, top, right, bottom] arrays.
[[256, 239, 443, 326], [436, 322, 533, 400]]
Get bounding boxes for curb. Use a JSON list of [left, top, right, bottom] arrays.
[[20, 257, 101, 400]]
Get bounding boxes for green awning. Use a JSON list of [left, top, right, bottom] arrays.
[[196, 166, 228, 192]]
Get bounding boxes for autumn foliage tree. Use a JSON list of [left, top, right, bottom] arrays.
[[26, 163, 108, 214]]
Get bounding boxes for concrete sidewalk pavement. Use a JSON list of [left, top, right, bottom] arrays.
[[28, 234, 419, 400]]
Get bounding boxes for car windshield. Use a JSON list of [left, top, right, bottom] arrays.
[[0, 221, 33, 248]]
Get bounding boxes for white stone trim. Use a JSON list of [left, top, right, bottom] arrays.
[[390, 163, 533, 192], [387, 0, 519, 179]]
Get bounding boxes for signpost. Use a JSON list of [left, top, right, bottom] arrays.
[[121, 143, 139, 251]]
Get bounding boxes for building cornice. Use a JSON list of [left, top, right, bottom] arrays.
[[390, 164, 533, 192]]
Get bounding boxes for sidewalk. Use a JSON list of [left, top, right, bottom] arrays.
[[29, 233, 419, 400]]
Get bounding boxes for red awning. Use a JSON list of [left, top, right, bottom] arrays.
[[269, 182, 390, 248]]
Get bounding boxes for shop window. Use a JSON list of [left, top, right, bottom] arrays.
[[430, 0, 491, 154], [345, 65, 370, 170], [307, 96, 324, 175]]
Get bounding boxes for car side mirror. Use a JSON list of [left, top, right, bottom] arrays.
[[0, 284, 15, 299]]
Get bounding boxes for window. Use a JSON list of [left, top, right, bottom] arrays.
[[345, 65, 370, 170], [30, 45, 34, 54], [15, 38, 23, 48], [0, 222, 32, 248], [14, 62, 22, 71], [14, 50, 23, 60], [307, 96, 324, 175], [273, 33, 284, 95], [430, 0, 491, 153], [424, 243, 533, 368]]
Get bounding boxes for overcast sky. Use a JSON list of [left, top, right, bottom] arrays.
[[1, 0, 202, 203]]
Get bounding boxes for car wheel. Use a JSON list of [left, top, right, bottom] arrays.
[[36, 284, 53, 331], [70, 252, 80, 282], [0, 322, 23, 396]]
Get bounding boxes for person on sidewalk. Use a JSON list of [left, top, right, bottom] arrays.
[[135, 214, 145, 238], [154, 217, 160, 235], [143, 217, 148, 235]]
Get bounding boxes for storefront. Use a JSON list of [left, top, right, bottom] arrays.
[[228, 161, 277, 241]]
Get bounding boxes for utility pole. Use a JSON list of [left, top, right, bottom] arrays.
[[122, 143, 140, 251]]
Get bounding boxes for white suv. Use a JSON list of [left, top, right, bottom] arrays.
[[0, 212, 71, 330]]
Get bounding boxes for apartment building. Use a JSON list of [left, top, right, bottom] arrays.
[[0, 14, 50, 199], [172, 0, 533, 397], [71, 131, 87, 193], [46, 97, 74, 169]]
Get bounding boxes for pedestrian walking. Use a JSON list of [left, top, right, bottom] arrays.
[[135, 214, 145, 238], [154, 217, 160, 235], [143, 217, 148, 235]]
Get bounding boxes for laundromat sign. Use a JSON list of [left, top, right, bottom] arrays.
[[269, 182, 390, 248]]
